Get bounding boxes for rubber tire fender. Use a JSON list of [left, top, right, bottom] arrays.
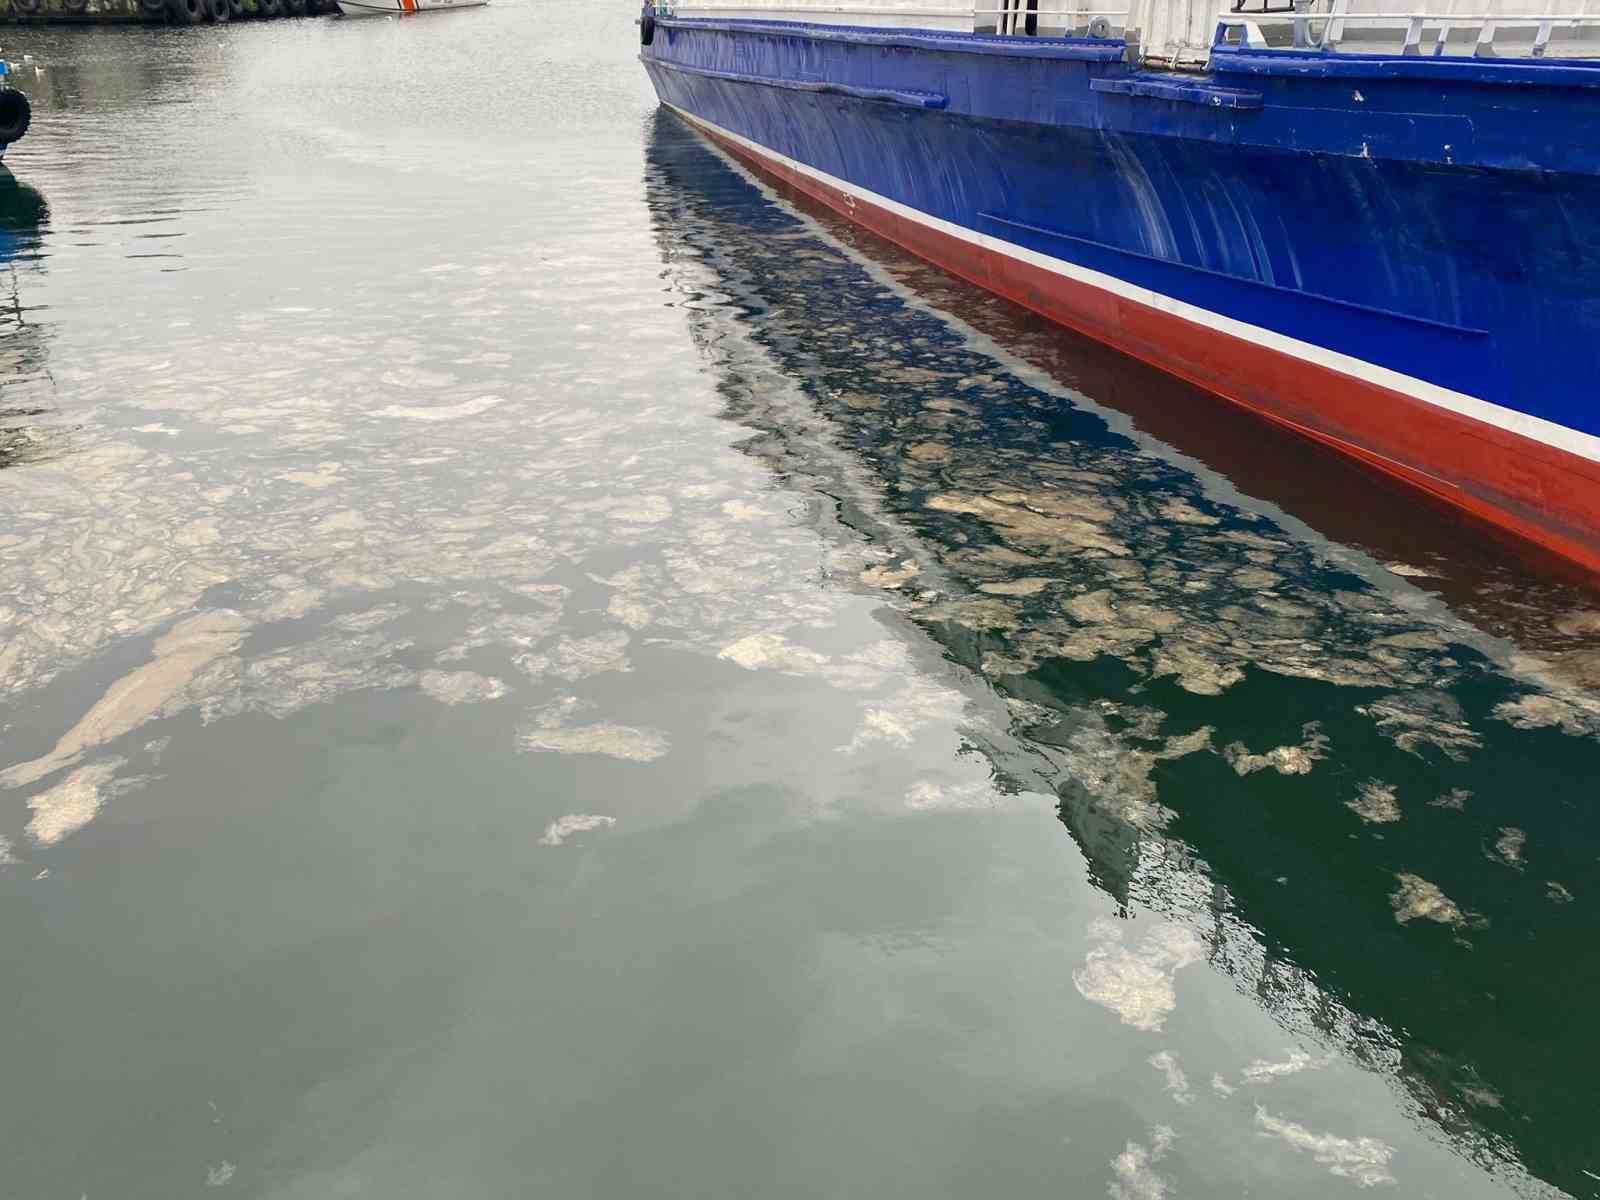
[[13, 0, 44, 14], [206, 0, 231, 20], [640, 5, 655, 44], [284, 0, 307, 15], [227, 0, 245, 15], [63, 0, 91, 12], [141, 0, 168, 13], [258, 0, 282, 15], [169, 0, 205, 21], [0, 87, 30, 146]]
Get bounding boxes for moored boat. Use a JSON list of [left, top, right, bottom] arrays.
[[336, 0, 482, 15], [639, 0, 1600, 578]]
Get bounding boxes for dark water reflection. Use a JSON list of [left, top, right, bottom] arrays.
[[0, 167, 53, 469], [643, 113, 1600, 1197]]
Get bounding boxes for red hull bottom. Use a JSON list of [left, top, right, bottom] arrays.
[[675, 107, 1600, 583]]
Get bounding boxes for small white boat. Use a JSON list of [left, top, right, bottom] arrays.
[[336, 0, 483, 15]]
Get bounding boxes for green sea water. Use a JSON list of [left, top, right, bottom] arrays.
[[1, 5, 1597, 1197]]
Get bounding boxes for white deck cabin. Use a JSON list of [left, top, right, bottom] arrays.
[[662, 0, 1600, 65]]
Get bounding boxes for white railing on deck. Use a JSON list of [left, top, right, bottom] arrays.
[[1218, 0, 1600, 56], [664, 0, 979, 28], [988, 0, 1129, 32], [665, 0, 1133, 35], [661, 0, 1600, 59]]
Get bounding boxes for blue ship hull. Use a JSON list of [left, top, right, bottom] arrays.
[[640, 17, 1600, 575]]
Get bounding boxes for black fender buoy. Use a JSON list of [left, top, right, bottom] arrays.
[[227, 0, 245, 15], [206, 0, 230, 19], [258, 0, 283, 16], [169, 0, 205, 22], [640, 4, 655, 45], [0, 87, 30, 147]]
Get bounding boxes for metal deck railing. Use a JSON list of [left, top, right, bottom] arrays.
[[1218, 0, 1600, 55], [663, 0, 1132, 35], [660, 0, 1600, 58]]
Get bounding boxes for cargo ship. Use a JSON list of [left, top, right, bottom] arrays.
[[638, 0, 1600, 578]]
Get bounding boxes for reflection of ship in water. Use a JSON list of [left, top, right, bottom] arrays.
[[0, 166, 53, 468], [643, 111, 1600, 1198], [0, 163, 45, 243], [815, 226, 1600, 657]]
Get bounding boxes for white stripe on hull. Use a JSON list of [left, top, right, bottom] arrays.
[[662, 100, 1600, 470]]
